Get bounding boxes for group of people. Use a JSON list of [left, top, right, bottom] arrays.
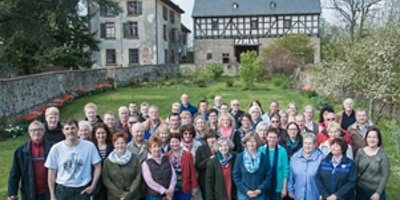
[[8, 94, 390, 200]]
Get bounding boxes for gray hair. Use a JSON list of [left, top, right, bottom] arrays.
[[302, 133, 317, 144], [255, 122, 268, 132], [78, 120, 93, 132], [303, 105, 315, 113], [118, 106, 129, 113], [213, 137, 235, 152], [29, 120, 45, 130]]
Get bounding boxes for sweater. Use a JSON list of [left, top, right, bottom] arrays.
[[205, 154, 237, 200], [347, 122, 371, 157], [259, 145, 289, 192], [102, 154, 142, 200], [355, 148, 390, 195], [44, 123, 64, 143], [316, 153, 357, 200], [166, 150, 198, 194], [195, 144, 213, 189]]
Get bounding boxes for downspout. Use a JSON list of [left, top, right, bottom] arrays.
[[155, 0, 159, 64]]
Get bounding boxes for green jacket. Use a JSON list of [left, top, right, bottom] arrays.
[[102, 154, 142, 200], [205, 153, 237, 200]]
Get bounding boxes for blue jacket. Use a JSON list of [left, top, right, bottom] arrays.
[[288, 148, 324, 200], [8, 140, 54, 200], [316, 153, 357, 200], [233, 150, 272, 196], [180, 103, 198, 116]]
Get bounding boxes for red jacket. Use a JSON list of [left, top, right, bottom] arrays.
[[166, 150, 198, 193], [316, 128, 352, 147]]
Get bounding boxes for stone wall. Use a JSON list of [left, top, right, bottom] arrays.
[[0, 65, 178, 121]]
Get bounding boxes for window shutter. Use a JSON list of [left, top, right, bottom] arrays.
[[138, 2, 142, 15], [100, 23, 106, 38], [123, 23, 128, 38]]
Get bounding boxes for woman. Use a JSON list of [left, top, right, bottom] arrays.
[[217, 114, 237, 140], [233, 113, 253, 152], [156, 124, 171, 154], [194, 116, 209, 144], [91, 123, 114, 200], [78, 120, 92, 140], [195, 131, 218, 199], [317, 138, 356, 200], [102, 132, 142, 200], [180, 111, 192, 126], [259, 128, 289, 200], [256, 123, 269, 145], [278, 111, 289, 131], [249, 105, 263, 130], [180, 124, 202, 158], [206, 137, 237, 200], [280, 122, 303, 158], [288, 133, 324, 200], [249, 99, 264, 114], [208, 109, 219, 131], [355, 126, 390, 200], [286, 102, 298, 123], [233, 133, 271, 200], [319, 122, 353, 159], [270, 113, 287, 139], [166, 133, 199, 200], [141, 136, 176, 200]]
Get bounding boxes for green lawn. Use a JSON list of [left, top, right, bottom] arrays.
[[1, 80, 399, 199]]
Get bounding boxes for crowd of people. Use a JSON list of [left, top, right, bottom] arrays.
[[8, 93, 390, 200]]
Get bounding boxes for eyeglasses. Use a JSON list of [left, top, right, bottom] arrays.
[[288, 128, 298, 131], [232, 104, 239, 106], [29, 128, 44, 132], [128, 121, 137, 124], [183, 131, 191, 135], [326, 118, 335, 121]]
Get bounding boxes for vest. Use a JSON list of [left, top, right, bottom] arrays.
[[145, 156, 173, 196]]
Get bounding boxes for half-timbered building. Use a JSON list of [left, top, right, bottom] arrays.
[[192, 0, 321, 69]]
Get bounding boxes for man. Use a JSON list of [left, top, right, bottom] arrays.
[[103, 111, 119, 133], [143, 105, 165, 139], [266, 100, 280, 117], [316, 112, 351, 146], [44, 107, 64, 143], [128, 101, 139, 116], [213, 95, 223, 113], [45, 118, 101, 200], [126, 115, 139, 142], [194, 99, 209, 121], [348, 108, 372, 157], [8, 121, 54, 200], [168, 113, 180, 134], [127, 123, 148, 163], [295, 114, 313, 135], [180, 93, 198, 116], [139, 102, 150, 122], [337, 98, 356, 130], [116, 106, 129, 133], [303, 105, 319, 135], [229, 99, 245, 128], [220, 103, 230, 116]]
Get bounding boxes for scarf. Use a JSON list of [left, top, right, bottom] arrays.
[[182, 140, 194, 151], [108, 150, 132, 165], [170, 148, 183, 169], [285, 137, 300, 155], [266, 145, 279, 194], [243, 148, 261, 173], [217, 151, 233, 166]]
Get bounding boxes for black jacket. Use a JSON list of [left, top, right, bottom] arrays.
[[44, 123, 64, 143], [8, 140, 54, 200]]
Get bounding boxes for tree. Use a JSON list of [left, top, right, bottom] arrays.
[[0, 0, 118, 74], [314, 25, 400, 124], [239, 51, 262, 90]]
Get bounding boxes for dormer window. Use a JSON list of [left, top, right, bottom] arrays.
[[232, 2, 239, 10], [270, 1, 277, 8]]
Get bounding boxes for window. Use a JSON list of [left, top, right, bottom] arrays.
[[164, 49, 168, 63], [127, 1, 142, 15], [100, 23, 116, 39], [106, 49, 116, 65], [222, 53, 229, 63], [284, 19, 292, 29], [163, 25, 167, 41], [100, 5, 117, 17], [169, 10, 175, 24], [163, 6, 168, 20], [123, 22, 139, 38], [207, 53, 213, 60], [129, 49, 139, 64], [211, 20, 218, 30], [251, 20, 258, 30], [170, 49, 175, 63]]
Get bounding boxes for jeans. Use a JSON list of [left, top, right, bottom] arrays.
[[173, 189, 192, 200], [237, 190, 266, 200], [146, 195, 163, 200], [35, 192, 50, 200], [56, 184, 90, 200]]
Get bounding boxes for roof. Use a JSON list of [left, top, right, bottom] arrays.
[[181, 24, 191, 33], [192, 0, 321, 17], [161, 0, 185, 14]]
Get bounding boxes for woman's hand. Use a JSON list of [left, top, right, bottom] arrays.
[[281, 187, 287, 198], [370, 193, 380, 200]]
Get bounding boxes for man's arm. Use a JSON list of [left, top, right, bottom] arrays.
[[8, 150, 21, 200], [81, 162, 101, 194], [48, 169, 57, 200]]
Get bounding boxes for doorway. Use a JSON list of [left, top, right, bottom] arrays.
[[235, 45, 259, 62]]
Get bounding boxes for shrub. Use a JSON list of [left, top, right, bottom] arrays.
[[239, 51, 262, 90], [226, 79, 234, 87], [207, 63, 224, 81], [193, 67, 213, 87], [312, 95, 333, 110]]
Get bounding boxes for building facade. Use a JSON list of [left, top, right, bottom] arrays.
[[90, 0, 185, 67], [192, 0, 321, 69]]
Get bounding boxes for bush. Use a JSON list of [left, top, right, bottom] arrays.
[[239, 51, 262, 90], [226, 79, 234, 87], [312, 95, 333, 110], [193, 67, 214, 87], [207, 63, 224, 81]]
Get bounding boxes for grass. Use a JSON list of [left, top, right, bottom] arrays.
[[0, 79, 399, 199]]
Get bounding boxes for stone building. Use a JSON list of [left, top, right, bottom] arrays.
[[89, 0, 186, 67], [192, 0, 321, 70]]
